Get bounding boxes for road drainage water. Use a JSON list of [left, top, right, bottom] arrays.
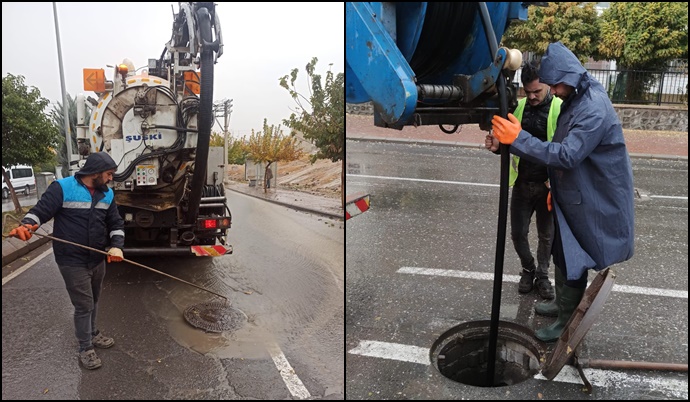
[[430, 320, 546, 387]]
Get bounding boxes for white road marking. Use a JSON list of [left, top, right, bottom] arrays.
[[348, 340, 429, 365], [649, 195, 688, 200], [347, 174, 499, 188], [347, 173, 687, 200], [267, 343, 311, 399], [2, 248, 53, 286], [348, 340, 688, 399], [397, 267, 688, 299]]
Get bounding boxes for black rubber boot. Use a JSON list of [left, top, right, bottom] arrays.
[[535, 267, 564, 317], [535, 284, 585, 342], [535, 278, 555, 299]]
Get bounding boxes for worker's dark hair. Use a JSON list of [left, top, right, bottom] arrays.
[[521, 61, 540, 86]]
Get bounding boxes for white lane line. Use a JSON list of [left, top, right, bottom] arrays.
[[347, 174, 499, 188], [397, 267, 688, 299], [348, 340, 688, 399], [2, 248, 53, 286], [267, 343, 311, 399], [649, 195, 688, 200], [348, 340, 429, 365], [348, 174, 687, 200], [540, 366, 688, 400]]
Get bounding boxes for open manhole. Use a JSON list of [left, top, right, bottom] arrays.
[[183, 301, 247, 333], [430, 320, 547, 387], [430, 270, 617, 388]]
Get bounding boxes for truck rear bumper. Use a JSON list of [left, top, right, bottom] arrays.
[[124, 245, 233, 257]]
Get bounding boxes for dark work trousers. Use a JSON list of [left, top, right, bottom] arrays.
[[58, 260, 106, 351], [552, 217, 588, 288], [510, 180, 554, 279]]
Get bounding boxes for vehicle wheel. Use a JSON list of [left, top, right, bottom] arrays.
[[24, 185, 30, 195], [2, 188, 9, 199]]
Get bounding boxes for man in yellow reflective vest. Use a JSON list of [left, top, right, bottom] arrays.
[[485, 61, 562, 300]]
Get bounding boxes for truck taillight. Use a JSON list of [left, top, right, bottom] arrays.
[[198, 217, 231, 230]]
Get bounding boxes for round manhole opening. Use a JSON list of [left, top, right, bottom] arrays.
[[183, 301, 247, 333], [430, 320, 546, 387]]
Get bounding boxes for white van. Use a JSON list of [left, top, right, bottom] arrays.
[[2, 165, 36, 199]]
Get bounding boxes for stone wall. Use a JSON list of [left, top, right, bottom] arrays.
[[346, 102, 688, 132], [614, 105, 688, 132], [346, 103, 375, 115]]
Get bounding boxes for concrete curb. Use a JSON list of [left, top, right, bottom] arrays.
[[226, 187, 343, 220], [2, 222, 53, 266], [346, 136, 688, 161]]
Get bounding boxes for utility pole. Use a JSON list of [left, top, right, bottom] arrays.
[[213, 98, 233, 167], [223, 99, 233, 167], [53, 2, 72, 176]]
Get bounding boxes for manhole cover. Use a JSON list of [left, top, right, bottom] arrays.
[[541, 268, 616, 380], [183, 301, 247, 333]]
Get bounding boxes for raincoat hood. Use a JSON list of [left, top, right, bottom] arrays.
[[75, 153, 118, 176], [539, 41, 587, 89]]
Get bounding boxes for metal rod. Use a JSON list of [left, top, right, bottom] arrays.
[[200, 196, 227, 203], [198, 203, 226, 208], [578, 358, 688, 372], [3, 226, 227, 302]]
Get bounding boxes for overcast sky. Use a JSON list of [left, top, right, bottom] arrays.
[[2, 2, 344, 138]]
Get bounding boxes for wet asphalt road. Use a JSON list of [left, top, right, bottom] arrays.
[[2, 190, 344, 399], [346, 140, 688, 399]]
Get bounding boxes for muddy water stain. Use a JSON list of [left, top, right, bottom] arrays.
[[145, 280, 276, 359]]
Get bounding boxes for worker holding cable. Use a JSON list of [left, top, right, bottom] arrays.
[[486, 61, 561, 300], [9, 152, 124, 370], [491, 41, 635, 342]]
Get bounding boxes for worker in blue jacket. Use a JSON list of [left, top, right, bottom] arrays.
[[10, 152, 125, 369], [491, 42, 635, 342]]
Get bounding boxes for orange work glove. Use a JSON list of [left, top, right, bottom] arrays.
[[547, 191, 552, 212], [491, 113, 522, 145], [9, 224, 39, 241], [107, 247, 124, 263]]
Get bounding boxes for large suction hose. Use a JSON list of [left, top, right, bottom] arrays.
[[478, 2, 511, 387], [185, 6, 215, 225]]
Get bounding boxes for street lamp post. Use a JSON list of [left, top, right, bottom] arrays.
[[53, 2, 73, 176]]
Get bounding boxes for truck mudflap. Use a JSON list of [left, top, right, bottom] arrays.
[[123, 245, 233, 257], [190, 245, 233, 256]]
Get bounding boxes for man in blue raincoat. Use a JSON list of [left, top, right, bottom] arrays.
[[491, 42, 635, 342]]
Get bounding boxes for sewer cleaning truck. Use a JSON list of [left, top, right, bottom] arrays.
[[76, 2, 231, 257]]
